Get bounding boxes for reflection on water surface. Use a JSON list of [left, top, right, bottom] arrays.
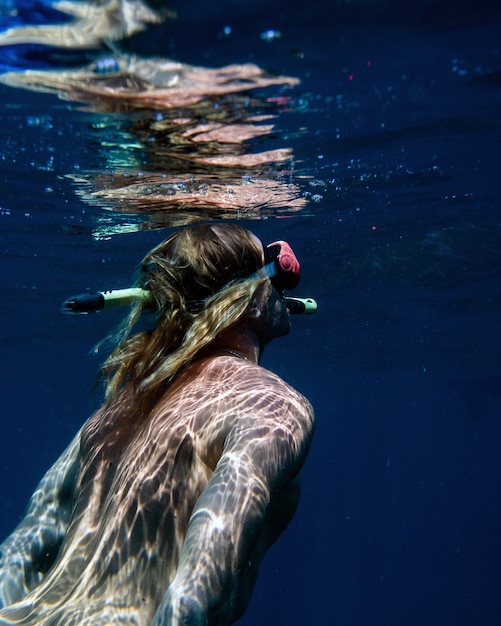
[[0, 2, 307, 234]]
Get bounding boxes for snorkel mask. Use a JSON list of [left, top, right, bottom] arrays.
[[62, 240, 317, 315]]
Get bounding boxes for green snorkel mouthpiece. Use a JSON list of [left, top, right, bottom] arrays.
[[285, 297, 317, 315], [62, 288, 317, 315]]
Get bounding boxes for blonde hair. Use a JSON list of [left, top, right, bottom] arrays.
[[101, 223, 265, 414]]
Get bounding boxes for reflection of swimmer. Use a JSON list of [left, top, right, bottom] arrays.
[[0, 224, 314, 625], [0, 53, 305, 229], [1, 52, 305, 226], [69, 168, 307, 232], [0, 54, 299, 109]]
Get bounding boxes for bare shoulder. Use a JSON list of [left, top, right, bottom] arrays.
[[203, 356, 313, 421], [197, 356, 315, 454], [153, 356, 314, 473]]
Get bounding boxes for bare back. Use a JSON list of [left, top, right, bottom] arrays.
[[0, 355, 313, 626]]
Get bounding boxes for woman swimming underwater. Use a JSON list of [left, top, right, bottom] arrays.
[[0, 223, 314, 625]]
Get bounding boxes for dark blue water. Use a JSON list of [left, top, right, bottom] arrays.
[[1, 1, 500, 624]]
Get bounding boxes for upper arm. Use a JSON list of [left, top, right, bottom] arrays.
[[193, 379, 314, 543], [223, 385, 314, 492], [0, 431, 81, 607], [200, 388, 314, 571], [156, 383, 314, 625]]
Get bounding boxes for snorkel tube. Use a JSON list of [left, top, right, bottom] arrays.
[[61, 288, 151, 314], [61, 288, 317, 315], [62, 240, 316, 315]]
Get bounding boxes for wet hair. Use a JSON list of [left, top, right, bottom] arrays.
[[101, 223, 265, 413]]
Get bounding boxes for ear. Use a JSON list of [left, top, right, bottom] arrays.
[[247, 280, 270, 320], [247, 300, 262, 320]]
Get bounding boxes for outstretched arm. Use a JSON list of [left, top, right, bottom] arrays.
[[0, 432, 81, 608], [152, 391, 314, 626]]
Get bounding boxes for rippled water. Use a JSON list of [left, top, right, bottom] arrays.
[[1, 1, 500, 625]]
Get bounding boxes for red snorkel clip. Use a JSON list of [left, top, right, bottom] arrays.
[[264, 240, 301, 291]]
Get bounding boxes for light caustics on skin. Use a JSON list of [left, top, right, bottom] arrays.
[[0, 357, 313, 625]]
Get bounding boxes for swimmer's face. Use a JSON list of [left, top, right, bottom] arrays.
[[249, 278, 291, 345]]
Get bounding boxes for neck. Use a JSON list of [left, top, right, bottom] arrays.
[[210, 326, 262, 364]]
